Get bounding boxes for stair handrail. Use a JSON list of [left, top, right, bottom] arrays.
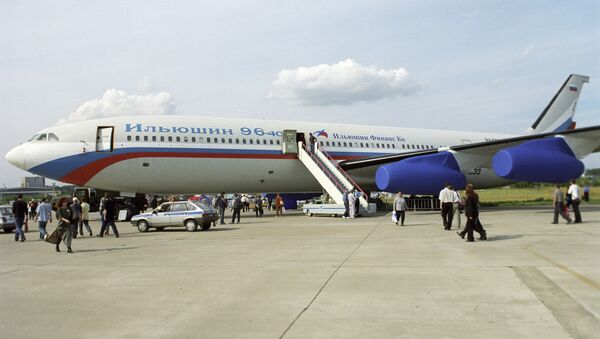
[[317, 146, 369, 199], [299, 143, 348, 195]]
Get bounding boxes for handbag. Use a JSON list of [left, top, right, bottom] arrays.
[[392, 211, 398, 223], [45, 228, 61, 245]]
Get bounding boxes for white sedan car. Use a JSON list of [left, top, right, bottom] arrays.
[[131, 201, 218, 232]]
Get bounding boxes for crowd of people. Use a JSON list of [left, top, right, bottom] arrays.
[[11, 192, 121, 253], [9, 180, 590, 252]]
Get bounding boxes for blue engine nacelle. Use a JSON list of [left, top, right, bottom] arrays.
[[492, 137, 584, 182], [375, 152, 466, 195]]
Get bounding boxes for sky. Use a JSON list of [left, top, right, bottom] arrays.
[[1, 0, 599, 187]]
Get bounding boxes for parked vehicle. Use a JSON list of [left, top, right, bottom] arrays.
[[131, 200, 218, 232], [0, 205, 16, 233]]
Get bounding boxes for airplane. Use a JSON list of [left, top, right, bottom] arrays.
[[5, 74, 600, 197]]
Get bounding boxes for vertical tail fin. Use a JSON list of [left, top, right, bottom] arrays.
[[527, 74, 589, 134]]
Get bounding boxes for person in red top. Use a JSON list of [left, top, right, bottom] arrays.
[[275, 194, 284, 217]]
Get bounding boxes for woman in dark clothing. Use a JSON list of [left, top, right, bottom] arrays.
[[457, 184, 487, 242], [55, 197, 73, 253]]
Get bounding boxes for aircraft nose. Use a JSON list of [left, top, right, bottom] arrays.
[[5, 146, 26, 170]]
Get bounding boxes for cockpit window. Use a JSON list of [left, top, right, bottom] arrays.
[[48, 133, 59, 141], [28, 134, 40, 141], [36, 134, 48, 141]]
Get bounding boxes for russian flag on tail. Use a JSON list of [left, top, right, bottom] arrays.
[[569, 84, 578, 92]]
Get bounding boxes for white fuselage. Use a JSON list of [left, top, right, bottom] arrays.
[[6, 116, 515, 194]]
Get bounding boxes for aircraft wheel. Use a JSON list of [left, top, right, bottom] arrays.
[[137, 220, 149, 233], [185, 219, 197, 232]]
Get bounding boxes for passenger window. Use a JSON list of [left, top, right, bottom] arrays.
[[360, 143, 363, 147], [263, 140, 267, 145], [191, 137, 196, 142], [376, 143, 380, 148], [184, 136, 188, 142], [269, 140, 273, 145], [236, 139, 240, 144], [343, 142, 347, 147], [152, 136, 157, 142], [214, 138, 218, 143], [242, 139, 247, 144], [249, 139, 254, 144], [160, 136, 165, 142], [326, 141, 330, 146], [221, 138, 226, 143], [176, 136, 181, 142], [171, 203, 187, 212], [402, 144, 405, 149], [48, 133, 59, 141], [276, 140, 280, 145], [256, 139, 260, 144], [144, 136, 148, 141], [127, 136, 132, 141], [229, 138, 233, 143], [320, 141, 324, 146], [168, 136, 173, 142], [198, 137, 204, 143], [392, 144, 395, 148], [135, 136, 140, 141]]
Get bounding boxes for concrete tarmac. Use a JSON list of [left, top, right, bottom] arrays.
[[1, 206, 599, 339]]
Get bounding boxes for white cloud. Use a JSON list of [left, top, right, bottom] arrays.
[[268, 59, 420, 106], [57, 89, 176, 124]]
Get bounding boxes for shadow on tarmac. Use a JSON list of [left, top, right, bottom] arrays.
[[74, 246, 139, 253]]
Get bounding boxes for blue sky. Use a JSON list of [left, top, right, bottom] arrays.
[[1, 1, 599, 187]]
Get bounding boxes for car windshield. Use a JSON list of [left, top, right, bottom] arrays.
[[0, 207, 12, 215]]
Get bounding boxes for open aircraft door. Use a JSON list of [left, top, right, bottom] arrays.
[[282, 129, 298, 154], [96, 126, 114, 152]]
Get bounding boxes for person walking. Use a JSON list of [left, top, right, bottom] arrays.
[[80, 198, 93, 236], [439, 183, 455, 230], [35, 197, 53, 240], [452, 186, 463, 229], [231, 194, 242, 224], [54, 197, 73, 253], [12, 194, 28, 242], [215, 193, 227, 225], [568, 179, 582, 223], [254, 196, 263, 218], [393, 192, 407, 226], [70, 198, 82, 238], [348, 190, 357, 219], [583, 185, 590, 202], [354, 190, 361, 216], [275, 194, 284, 217], [460, 184, 479, 242], [99, 194, 119, 237], [457, 184, 487, 241], [552, 184, 572, 224]]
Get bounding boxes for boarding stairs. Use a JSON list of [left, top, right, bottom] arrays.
[[297, 142, 373, 213]]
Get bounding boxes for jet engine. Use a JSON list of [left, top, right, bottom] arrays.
[[492, 137, 584, 182], [375, 152, 466, 194]]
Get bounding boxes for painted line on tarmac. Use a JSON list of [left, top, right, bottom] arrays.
[[279, 214, 386, 339], [513, 266, 600, 339], [524, 242, 600, 291]]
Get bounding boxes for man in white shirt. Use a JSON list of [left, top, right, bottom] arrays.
[[567, 179, 582, 223], [35, 197, 52, 240], [439, 183, 456, 230]]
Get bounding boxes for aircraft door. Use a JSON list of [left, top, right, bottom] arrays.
[[282, 129, 298, 154], [96, 126, 114, 152]]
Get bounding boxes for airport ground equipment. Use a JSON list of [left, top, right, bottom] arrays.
[[290, 134, 375, 215]]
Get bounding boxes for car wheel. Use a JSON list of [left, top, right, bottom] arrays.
[[156, 227, 165, 231], [185, 219, 197, 232], [137, 220, 149, 233], [201, 222, 211, 231], [3, 227, 14, 233]]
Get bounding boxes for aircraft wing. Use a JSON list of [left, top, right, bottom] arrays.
[[339, 125, 600, 171]]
